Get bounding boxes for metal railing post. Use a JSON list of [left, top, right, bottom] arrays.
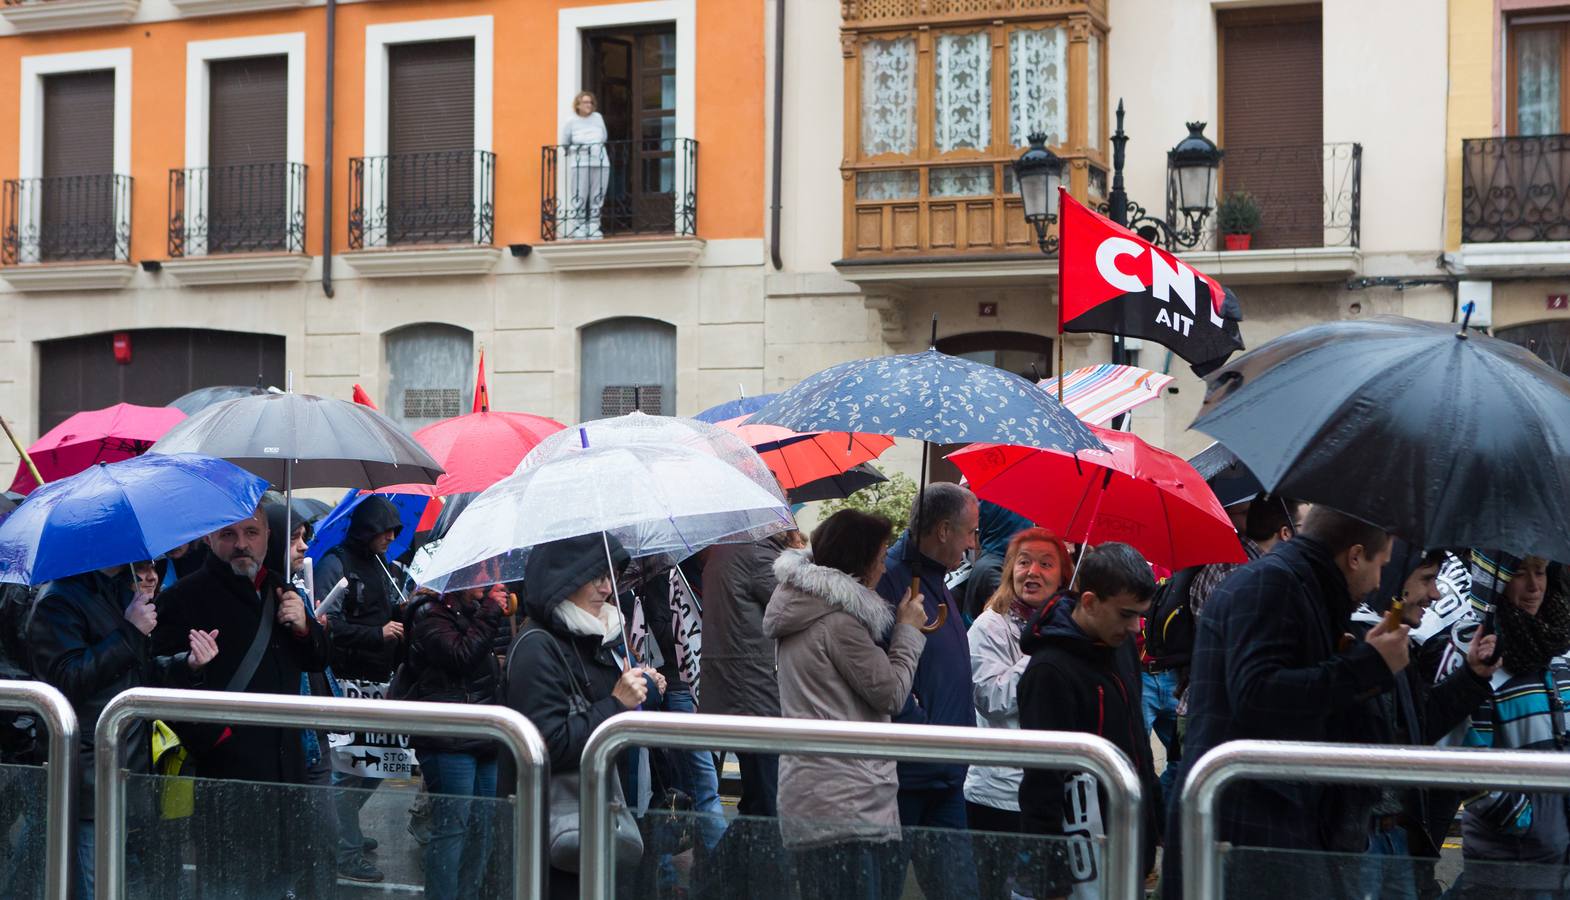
[[0, 680, 78, 900], [1181, 739, 1570, 899], [580, 712, 1144, 900], [94, 687, 548, 900]]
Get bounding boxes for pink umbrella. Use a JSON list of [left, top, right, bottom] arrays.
[[10, 403, 187, 495]]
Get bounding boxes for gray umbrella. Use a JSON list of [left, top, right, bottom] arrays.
[[149, 392, 443, 490], [167, 384, 273, 416]]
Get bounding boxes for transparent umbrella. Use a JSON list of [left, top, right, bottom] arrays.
[[409, 443, 793, 592], [525, 411, 786, 503]]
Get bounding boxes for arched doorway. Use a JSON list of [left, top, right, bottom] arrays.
[[384, 323, 474, 431], [927, 330, 1055, 483], [1496, 320, 1570, 376], [580, 317, 676, 421], [37, 328, 284, 433]]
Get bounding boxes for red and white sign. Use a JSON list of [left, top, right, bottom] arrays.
[[1549, 294, 1567, 311]]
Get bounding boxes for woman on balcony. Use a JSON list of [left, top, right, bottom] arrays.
[[561, 91, 610, 240]]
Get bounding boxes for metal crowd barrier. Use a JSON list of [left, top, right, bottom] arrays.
[[1181, 739, 1570, 898], [0, 680, 77, 900], [580, 711, 1146, 900], [94, 688, 549, 900]]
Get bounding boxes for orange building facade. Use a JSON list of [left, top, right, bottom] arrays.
[[0, 0, 770, 449]]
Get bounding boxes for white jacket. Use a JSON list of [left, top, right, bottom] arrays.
[[963, 607, 1031, 811]]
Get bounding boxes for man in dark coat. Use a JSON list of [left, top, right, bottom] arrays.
[[1164, 505, 1407, 898], [1018, 542, 1160, 900], [153, 504, 332, 899], [875, 482, 980, 900], [314, 494, 406, 881], [30, 563, 216, 899], [701, 533, 793, 816]]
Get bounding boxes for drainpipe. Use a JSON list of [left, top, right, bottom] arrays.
[[768, 0, 785, 270], [321, 0, 337, 297]]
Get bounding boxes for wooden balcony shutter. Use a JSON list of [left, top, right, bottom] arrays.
[[209, 56, 287, 168], [208, 56, 289, 253], [43, 71, 113, 178], [41, 71, 115, 260], [387, 39, 475, 244], [1220, 7, 1323, 250]]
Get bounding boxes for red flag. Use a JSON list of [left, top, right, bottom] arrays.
[[1057, 188, 1243, 373], [473, 350, 490, 413], [351, 384, 377, 410]]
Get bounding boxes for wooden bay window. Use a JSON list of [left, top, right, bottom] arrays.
[[841, 0, 1108, 259]]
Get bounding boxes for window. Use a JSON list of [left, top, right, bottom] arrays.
[[840, 3, 1106, 258], [207, 56, 289, 253], [388, 39, 476, 245], [40, 71, 116, 261], [384, 323, 474, 430], [580, 318, 676, 421], [1509, 18, 1570, 136], [583, 25, 679, 234]]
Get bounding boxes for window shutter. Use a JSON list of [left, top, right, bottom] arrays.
[[1220, 11, 1323, 250], [389, 39, 475, 154], [209, 56, 288, 168], [43, 71, 113, 177]]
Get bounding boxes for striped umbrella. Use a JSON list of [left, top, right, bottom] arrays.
[[1040, 364, 1174, 426]]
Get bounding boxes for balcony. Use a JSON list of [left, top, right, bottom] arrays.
[[345, 150, 498, 278], [0, 0, 139, 33], [1, 174, 134, 291], [164, 163, 310, 286], [1456, 135, 1570, 275], [536, 138, 699, 271]]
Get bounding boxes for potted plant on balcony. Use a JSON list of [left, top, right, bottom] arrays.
[[1217, 191, 1261, 251]]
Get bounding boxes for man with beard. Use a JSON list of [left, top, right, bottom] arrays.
[[1448, 552, 1570, 900], [152, 504, 332, 899]]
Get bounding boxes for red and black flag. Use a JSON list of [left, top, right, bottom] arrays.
[[1058, 189, 1244, 375]]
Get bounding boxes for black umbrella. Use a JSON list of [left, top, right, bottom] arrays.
[[289, 496, 333, 526], [167, 384, 272, 416], [1191, 314, 1570, 561], [1187, 442, 1263, 508], [787, 462, 887, 504]]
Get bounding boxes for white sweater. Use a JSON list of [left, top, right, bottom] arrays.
[[964, 608, 1032, 811], [560, 112, 609, 166]]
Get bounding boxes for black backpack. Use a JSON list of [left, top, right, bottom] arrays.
[[1143, 566, 1201, 670]]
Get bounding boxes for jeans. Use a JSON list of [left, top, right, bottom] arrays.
[[332, 768, 384, 864], [896, 784, 979, 900], [76, 821, 153, 900], [422, 751, 499, 900], [794, 839, 904, 900], [967, 801, 1034, 900], [1357, 826, 1420, 900], [1141, 670, 1180, 809], [737, 752, 780, 818], [662, 689, 726, 850]]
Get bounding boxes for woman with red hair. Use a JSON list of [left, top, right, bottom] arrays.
[[964, 526, 1073, 898]]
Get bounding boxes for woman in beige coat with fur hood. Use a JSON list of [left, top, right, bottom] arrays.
[[762, 509, 929, 900]]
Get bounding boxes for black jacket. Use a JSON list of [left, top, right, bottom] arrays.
[[28, 568, 198, 815], [404, 591, 504, 757], [504, 533, 632, 775], [319, 496, 404, 682], [152, 552, 330, 784], [1173, 537, 1395, 854], [1017, 594, 1159, 897]]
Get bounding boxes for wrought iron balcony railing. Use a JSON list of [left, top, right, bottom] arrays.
[[348, 149, 494, 249], [169, 162, 306, 257], [1460, 134, 1570, 243], [540, 138, 697, 241], [1203, 141, 1361, 250], [2, 173, 131, 265]]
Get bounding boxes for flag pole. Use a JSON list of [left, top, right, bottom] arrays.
[[0, 416, 44, 489], [1055, 185, 1066, 404]]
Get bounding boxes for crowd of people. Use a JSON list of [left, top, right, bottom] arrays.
[[2, 474, 1569, 900]]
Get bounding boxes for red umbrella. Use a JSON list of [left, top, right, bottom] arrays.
[[949, 425, 1245, 571], [375, 410, 567, 497], [10, 403, 187, 495], [715, 415, 895, 491]]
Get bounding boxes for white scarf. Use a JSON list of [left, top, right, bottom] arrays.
[[553, 598, 625, 644]]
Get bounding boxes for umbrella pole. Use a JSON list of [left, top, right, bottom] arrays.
[[1066, 469, 1114, 593], [1, 416, 44, 488], [909, 443, 947, 634], [602, 531, 632, 672], [1056, 335, 1065, 404]]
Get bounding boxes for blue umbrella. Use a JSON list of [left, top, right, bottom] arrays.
[[305, 489, 429, 565], [693, 393, 777, 424], [746, 348, 1102, 453], [0, 453, 269, 585]]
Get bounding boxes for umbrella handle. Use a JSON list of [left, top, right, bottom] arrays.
[[919, 603, 948, 634]]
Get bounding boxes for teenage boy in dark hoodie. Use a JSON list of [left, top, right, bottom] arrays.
[[1017, 542, 1160, 900]]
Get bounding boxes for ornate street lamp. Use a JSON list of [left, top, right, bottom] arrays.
[[1168, 121, 1224, 216], [1012, 132, 1064, 254]]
